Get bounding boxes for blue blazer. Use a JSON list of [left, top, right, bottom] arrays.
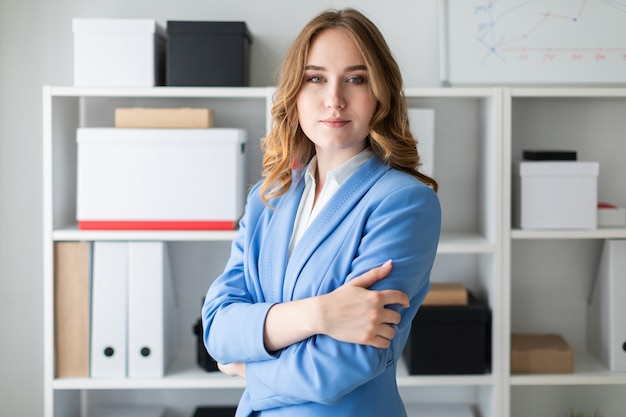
[[202, 156, 441, 416]]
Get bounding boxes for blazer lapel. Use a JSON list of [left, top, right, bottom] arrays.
[[258, 174, 305, 302], [283, 158, 388, 300]]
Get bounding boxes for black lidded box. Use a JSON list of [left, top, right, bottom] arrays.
[[192, 406, 237, 417], [193, 318, 219, 372], [523, 149, 577, 161], [166, 21, 251, 87], [402, 294, 491, 375]]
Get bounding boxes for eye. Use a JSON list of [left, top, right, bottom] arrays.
[[347, 75, 366, 84], [305, 75, 325, 83]]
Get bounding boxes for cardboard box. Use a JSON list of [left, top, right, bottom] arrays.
[[166, 21, 251, 86], [513, 161, 599, 229], [76, 128, 246, 230], [511, 333, 574, 374], [54, 242, 91, 378], [422, 283, 468, 306], [403, 294, 490, 375], [73, 18, 166, 87], [114, 108, 215, 128]]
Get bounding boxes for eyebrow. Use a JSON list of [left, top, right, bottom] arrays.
[[304, 64, 368, 72]]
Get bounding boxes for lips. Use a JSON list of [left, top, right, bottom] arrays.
[[321, 117, 350, 128]]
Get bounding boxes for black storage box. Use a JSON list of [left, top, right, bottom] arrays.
[[523, 149, 577, 161], [192, 406, 237, 417], [166, 21, 251, 86], [402, 294, 491, 375], [193, 318, 219, 372]]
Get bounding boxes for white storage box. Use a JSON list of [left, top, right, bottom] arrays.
[[598, 204, 626, 227], [76, 128, 247, 230], [73, 19, 166, 87], [513, 161, 599, 229], [587, 239, 626, 372]]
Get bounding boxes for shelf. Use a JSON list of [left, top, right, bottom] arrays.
[[52, 346, 245, 390], [51, 345, 492, 390], [45, 85, 274, 98], [396, 359, 494, 387], [510, 87, 626, 98], [437, 233, 496, 254], [404, 87, 500, 98], [510, 350, 626, 386], [510, 228, 626, 240], [52, 227, 494, 255], [46, 85, 510, 100], [52, 225, 238, 242]]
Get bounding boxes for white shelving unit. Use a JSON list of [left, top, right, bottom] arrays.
[[402, 87, 502, 417], [502, 87, 626, 417], [42, 86, 274, 417], [41, 85, 626, 417]]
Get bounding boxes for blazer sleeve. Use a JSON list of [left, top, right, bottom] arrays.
[[244, 179, 441, 410], [201, 182, 277, 364]]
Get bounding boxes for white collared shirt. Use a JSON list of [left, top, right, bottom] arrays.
[[289, 149, 373, 256]]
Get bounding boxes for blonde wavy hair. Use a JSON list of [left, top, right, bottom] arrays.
[[259, 8, 438, 206]]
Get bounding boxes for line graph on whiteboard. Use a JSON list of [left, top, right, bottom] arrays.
[[443, 0, 626, 84]]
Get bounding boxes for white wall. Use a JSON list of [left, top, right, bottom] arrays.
[[0, 0, 441, 415]]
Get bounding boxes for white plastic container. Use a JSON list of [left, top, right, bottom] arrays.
[[597, 205, 626, 227], [76, 128, 247, 230], [73, 18, 166, 87], [513, 161, 599, 229], [587, 239, 626, 372]]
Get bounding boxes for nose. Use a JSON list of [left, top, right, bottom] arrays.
[[325, 81, 345, 109]]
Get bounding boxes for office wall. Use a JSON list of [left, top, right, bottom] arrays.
[[0, 0, 441, 415]]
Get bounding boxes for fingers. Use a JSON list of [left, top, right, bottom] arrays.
[[364, 305, 403, 349], [370, 336, 391, 349], [377, 325, 397, 343], [347, 259, 393, 289], [218, 362, 246, 378], [369, 325, 397, 349], [379, 289, 410, 309], [380, 307, 402, 326], [217, 362, 228, 375]]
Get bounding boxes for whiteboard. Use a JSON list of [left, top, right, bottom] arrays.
[[440, 0, 626, 85]]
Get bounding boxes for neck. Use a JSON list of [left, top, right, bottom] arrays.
[[314, 145, 367, 185]]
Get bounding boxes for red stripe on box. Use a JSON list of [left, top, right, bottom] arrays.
[[78, 220, 236, 231]]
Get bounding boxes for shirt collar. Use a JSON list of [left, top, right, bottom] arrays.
[[304, 148, 374, 187]]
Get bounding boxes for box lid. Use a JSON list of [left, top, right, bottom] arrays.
[[414, 294, 489, 323], [73, 18, 166, 37], [515, 161, 599, 177], [167, 21, 251, 41], [76, 128, 247, 146], [511, 333, 572, 352], [523, 149, 577, 161]]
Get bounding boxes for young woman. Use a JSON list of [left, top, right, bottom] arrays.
[[202, 8, 441, 416]]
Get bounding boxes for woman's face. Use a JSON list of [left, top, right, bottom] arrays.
[[296, 28, 377, 164]]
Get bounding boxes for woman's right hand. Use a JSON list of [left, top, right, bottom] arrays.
[[317, 260, 410, 348]]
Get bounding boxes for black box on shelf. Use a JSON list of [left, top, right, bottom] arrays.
[[403, 293, 491, 375], [166, 21, 251, 87], [193, 318, 219, 372], [192, 406, 237, 417], [522, 149, 577, 161]]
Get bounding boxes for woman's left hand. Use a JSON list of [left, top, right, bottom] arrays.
[[218, 362, 247, 379]]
